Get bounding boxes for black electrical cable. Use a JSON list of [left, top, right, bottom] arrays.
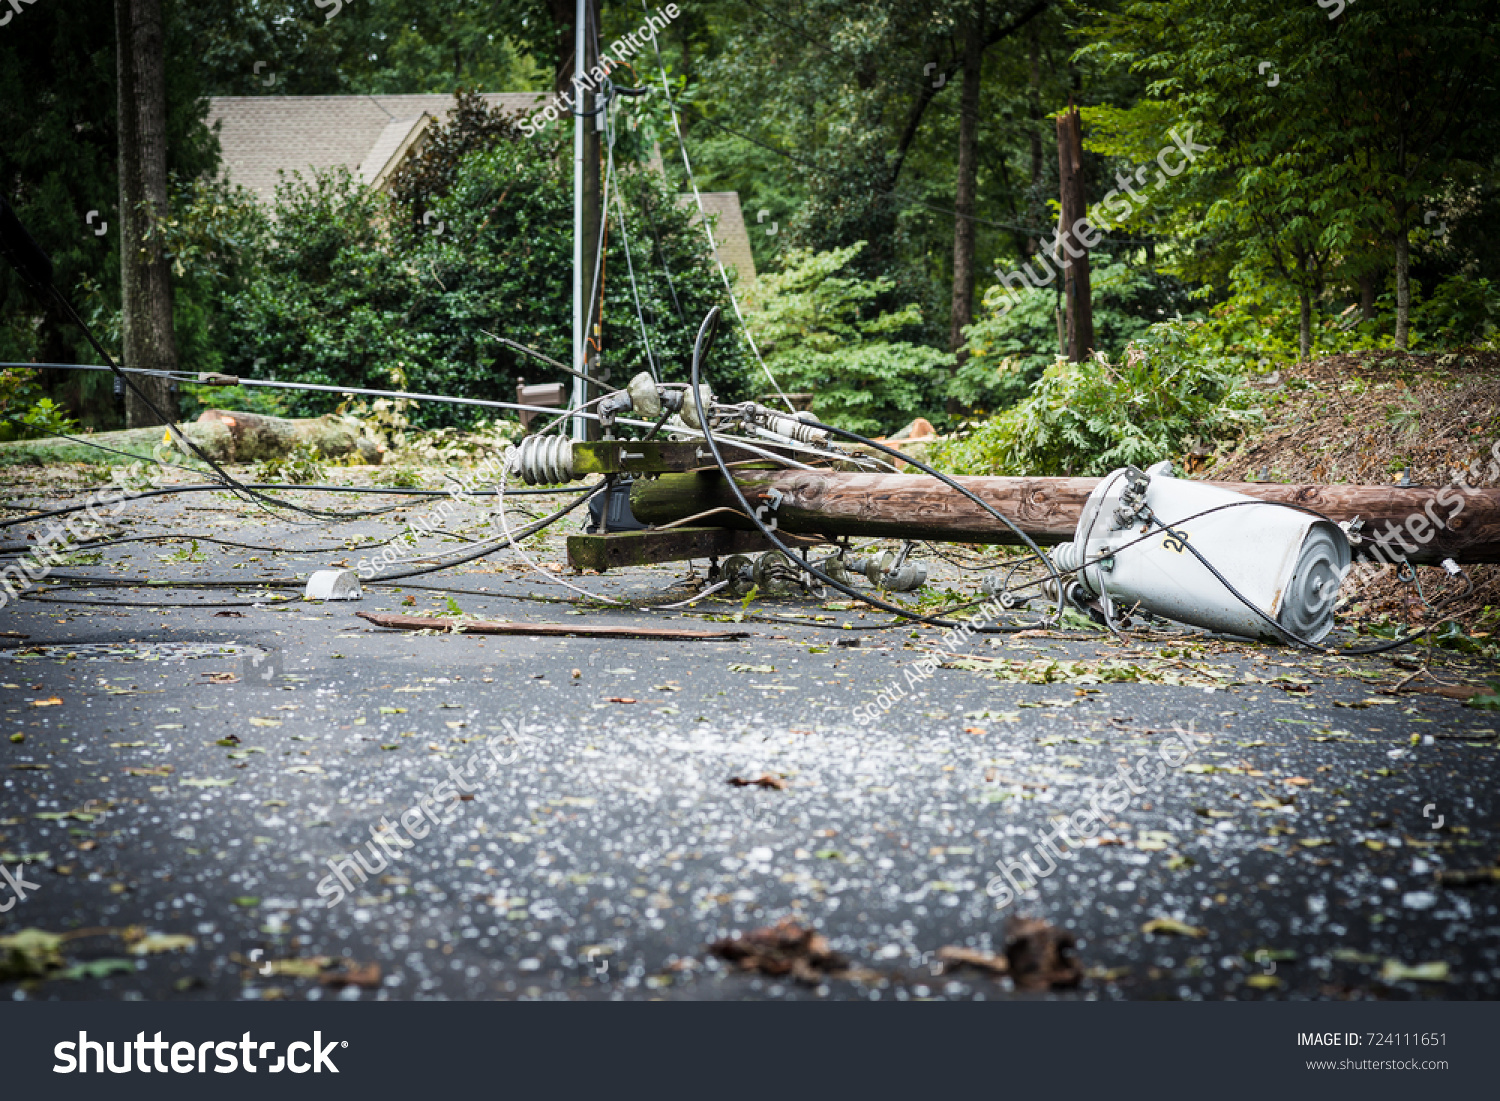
[[0, 481, 594, 532], [35, 288, 395, 526], [0, 360, 617, 419], [22, 593, 299, 608], [482, 334, 620, 391], [23, 486, 603, 602], [688, 307, 1057, 634], [985, 493, 1447, 655], [0, 531, 394, 557], [1142, 513, 1450, 656]]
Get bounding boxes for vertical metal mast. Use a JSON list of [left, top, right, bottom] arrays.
[[569, 0, 588, 441]]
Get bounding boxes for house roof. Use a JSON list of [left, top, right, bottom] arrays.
[[681, 192, 758, 286], [208, 94, 757, 283], [207, 93, 543, 204]]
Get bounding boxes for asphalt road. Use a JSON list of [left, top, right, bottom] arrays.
[[1, 480, 1497, 1001]]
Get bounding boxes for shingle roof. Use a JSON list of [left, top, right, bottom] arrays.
[[208, 94, 757, 284], [681, 192, 758, 286], [207, 93, 543, 203]]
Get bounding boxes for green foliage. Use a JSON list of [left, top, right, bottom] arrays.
[[775, 343, 954, 438], [959, 258, 1190, 412], [0, 0, 219, 428], [159, 539, 207, 564], [0, 368, 78, 441], [219, 106, 755, 427], [747, 243, 946, 435], [179, 0, 545, 96], [253, 443, 327, 485], [372, 465, 424, 488], [932, 320, 1261, 477]]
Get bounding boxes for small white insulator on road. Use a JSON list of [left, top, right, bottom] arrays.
[[305, 569, 362, 601]]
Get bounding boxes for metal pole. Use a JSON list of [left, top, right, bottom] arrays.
[[570, 0, 587, 441]]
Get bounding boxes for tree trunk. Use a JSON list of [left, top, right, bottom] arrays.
[[115, 0, 177, 428], [548, 0, 575, 91], [1358, 273, 1376, 321], [1024, 23, 1043, 259], [1394, 218, 1411, 350], [1298, 288, 1311, 362], [1056, 107, 1093, 361], [948, 0, 984, 391]]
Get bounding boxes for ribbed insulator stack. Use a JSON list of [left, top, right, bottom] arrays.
[[506, 436, 579, 486]]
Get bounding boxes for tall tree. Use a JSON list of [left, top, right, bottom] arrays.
[[948, 0, 984, 369], [1327, 0, 1500, 349], [1056, 105, 1092, 361], [116, 0, 178, 425]]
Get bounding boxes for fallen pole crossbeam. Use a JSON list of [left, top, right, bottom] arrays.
[[356, 612, 749, 640], [631, 471, 1500, 564]]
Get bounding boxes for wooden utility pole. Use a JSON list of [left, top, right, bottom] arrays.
[[1055, 106, 1093, 362], [948, 0, 985, 405], [631, 470, 1500, 564], [115, 0, 177, 427]]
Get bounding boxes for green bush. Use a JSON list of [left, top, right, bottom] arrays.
[[957, 256, 1191, 413], [218, 112, 756, 429], [931, 319, 1261, 476], [773, 342, 953, 437], [748, 242, 947, 435], [0, 368, 78, 441]]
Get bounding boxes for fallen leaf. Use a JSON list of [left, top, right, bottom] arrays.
[[126, 932, 196, 956], [727, 773, 787, 790], [936, 945, 1008, 975], [1435, 867, 1500, 887], [1005, 917, 1082, 990], [318, 961, 382, 989], [708, 918, 851, 984], [1380, 960, 1449, 983], [1141, 917, 1206, 938], [58, 959, 135, 981], [0, 928, 65, 979]]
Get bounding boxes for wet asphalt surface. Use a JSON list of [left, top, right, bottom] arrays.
[[1, 478, 1498, 1002]]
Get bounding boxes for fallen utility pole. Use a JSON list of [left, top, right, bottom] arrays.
[[630, 470, 1500, 564], [357, 612, 748, 641]]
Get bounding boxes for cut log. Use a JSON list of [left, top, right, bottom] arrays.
[[0, 410, 363, 467], [631, 470, 1500, 564]]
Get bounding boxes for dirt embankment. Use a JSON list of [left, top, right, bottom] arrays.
[[1206, 349, 1500, 633]]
